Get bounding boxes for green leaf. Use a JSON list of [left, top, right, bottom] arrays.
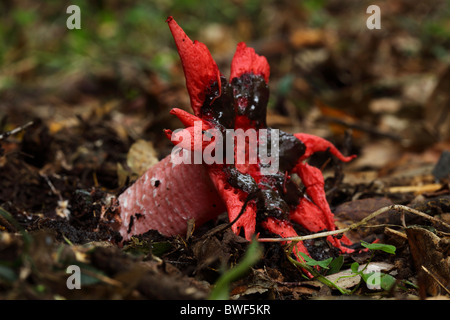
[[401, 279, 418, 289], [151, 241, 172, 257], [380, 273, 396, 291], [361, 241, 396, 254], [361, 271, 397, 291], [74, 263, 107, 286], [297, 252, 333, 269], [351, 262, 360, 273], [122, 237, 174, 257], [361, 271, 375, 283], [209, 238, 263, 300], [327, 255, 344, 275], [287, 252, 351, 295], [80, 271, 102, 286]]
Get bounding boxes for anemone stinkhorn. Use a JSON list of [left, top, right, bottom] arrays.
[[117, 17, 356, 259]]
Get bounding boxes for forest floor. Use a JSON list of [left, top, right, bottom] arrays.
[[0, 1, 449, 300]]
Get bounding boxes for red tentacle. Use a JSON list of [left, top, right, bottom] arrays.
[[166, 16, 221, 116], [294, 133, 356, 162], [230, 42, 270, 83], [169, 108, 210, 130], [294, 162, 335, 231], [260, 217, 310, 262], [207, 168, 257, 239]]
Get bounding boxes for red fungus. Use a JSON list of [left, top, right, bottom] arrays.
[[118, 17, 356, 263], [230, 42, 270, 84], [166, 16, 221, 117]]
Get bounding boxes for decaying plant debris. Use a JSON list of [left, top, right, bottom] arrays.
[[1, 1, 449, 300]]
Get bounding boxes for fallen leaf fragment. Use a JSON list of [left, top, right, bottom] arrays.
[[117, 139, 159, 187], [425, 66, 450, 141], [289, 29, 324, 48], [126, 139, 159, 177], [333, 197, 394, 241], [325, 262, 395, 290], [406, 226, 450, 298], [387, 184, 443, 195]]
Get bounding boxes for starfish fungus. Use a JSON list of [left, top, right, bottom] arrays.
[[117, 17, 356, 260]]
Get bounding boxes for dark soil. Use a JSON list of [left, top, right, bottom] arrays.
[[0, 1, 449, 300]]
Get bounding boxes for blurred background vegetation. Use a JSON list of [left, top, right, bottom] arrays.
[[1, 0, 282, 90], [1, 0, 450, 151], [2, 0, 449, 87]]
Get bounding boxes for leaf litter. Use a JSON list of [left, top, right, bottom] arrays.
[[0, 1, 449, 300]]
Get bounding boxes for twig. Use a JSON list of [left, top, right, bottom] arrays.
[[320, 116, 402, 141], [0, 121, 34, 140], [258, 204, 450, 243], [81, 267, 123, 287], [421, 266, 450, 295]]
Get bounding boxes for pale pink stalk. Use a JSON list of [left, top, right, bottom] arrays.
[[118, 156, 225, 241]]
